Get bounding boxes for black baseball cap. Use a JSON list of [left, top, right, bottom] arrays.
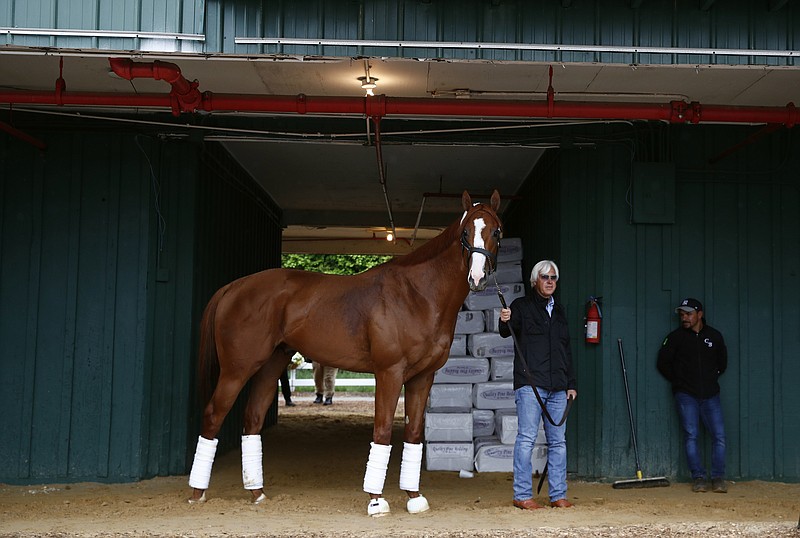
[[675, 297, 703, 313]]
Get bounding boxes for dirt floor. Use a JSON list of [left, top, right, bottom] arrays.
[[2, 394, 799, 538]]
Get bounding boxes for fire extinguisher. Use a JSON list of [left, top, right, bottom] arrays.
[[585, 296, 602, 344]]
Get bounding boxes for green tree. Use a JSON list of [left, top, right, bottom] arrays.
[[281, 254, 391, 275]]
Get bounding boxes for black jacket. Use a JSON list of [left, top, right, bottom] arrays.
[[657, 323, 728, 398], [499, 293, 576, 391]]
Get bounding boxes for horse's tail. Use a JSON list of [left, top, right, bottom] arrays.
[[196, 288, 223, 408]]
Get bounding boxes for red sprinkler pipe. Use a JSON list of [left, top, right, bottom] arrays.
[[0, 59, 797, 127], [108, 58, 202, 116]]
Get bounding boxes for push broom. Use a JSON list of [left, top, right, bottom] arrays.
[[612, 338, 670, 489]]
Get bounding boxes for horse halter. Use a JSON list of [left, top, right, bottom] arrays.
[[460, 205, 500, 273]]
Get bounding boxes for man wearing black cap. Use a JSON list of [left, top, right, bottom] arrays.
[[657, 298, 729, 494]]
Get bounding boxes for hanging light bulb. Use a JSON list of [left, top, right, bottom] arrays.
[[386, 231, 394, 242], [358, 75, 378, 97]]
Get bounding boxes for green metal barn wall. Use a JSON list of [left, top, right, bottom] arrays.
[[504, 125, 800, 482], [190, 142, 283, 453], [0, 131, 282, 484], [2, 1, 797, 65], [206, 0, 798, 65]]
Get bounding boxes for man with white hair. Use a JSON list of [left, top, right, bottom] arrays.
[[499, 259, 577, 510]]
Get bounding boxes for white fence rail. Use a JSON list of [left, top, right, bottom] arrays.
[[288, 362, 375, 390]]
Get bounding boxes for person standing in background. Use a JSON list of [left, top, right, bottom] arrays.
[[657, 297, 728, 494], [313, 361, 339, 406]]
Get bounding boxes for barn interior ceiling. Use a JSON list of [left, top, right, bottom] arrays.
[[2, 49, 799, 254]]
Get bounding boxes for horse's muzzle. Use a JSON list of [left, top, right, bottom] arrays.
[[469, 275, 489, 292]]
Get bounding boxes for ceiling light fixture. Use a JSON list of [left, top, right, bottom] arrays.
[[358, 59, 378, 96], [359, 76, 378, 96]]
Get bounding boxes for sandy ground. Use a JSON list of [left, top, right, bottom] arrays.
[[2, 394, 799, 538]]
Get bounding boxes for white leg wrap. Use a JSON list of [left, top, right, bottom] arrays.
[[399, 442, 423, 492], [188, 436, 218, 490], [362, 442, 392, 494], [241, 434, 264, 490]]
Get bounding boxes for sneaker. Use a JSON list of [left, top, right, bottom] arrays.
[[711, 477, 728, 493], [323, 396, 333, 406], [692, 477, 708, 493], [313, 393, 323, 404]]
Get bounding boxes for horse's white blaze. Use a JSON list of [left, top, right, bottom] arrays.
[[468, 217, 488, 287]]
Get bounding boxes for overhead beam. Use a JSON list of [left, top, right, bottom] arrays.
[[282, 237, 430, 255]]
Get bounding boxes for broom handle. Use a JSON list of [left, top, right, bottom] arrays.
[[617, 338, 643, 479]]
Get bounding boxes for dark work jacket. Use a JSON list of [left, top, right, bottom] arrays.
[[657, 323, 728, 398], [499, 293, 576, 392]]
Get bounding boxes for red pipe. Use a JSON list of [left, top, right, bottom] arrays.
[[108, 58, 202, 116], [0, 59, 796, 127]]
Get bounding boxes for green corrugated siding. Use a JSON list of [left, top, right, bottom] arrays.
[[204, 0, 798, 65], [3, 1, 796, 65], [190, 142, 283, 453], [504, 124, 800, 482], [0, 126, 282, 484], [0, 130, 154, 482], [0, 0, 205, 51]]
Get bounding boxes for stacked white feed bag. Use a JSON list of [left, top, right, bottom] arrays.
[[494, 262, 523, 284], [497, 237, 523, 263], [472, 381, 515, 410], [425, 442, 474, 471], [484, 307, 503, 333], [468, 332, 514, 358], [473, 438, 548, 474], [474, 439, 514, 473], [449, 334, 467, 356], [495, 412, 546, 445], [463, 282, 526, 311], [428, 383, 472, 411], [495, 409, 518, 444], [473, 435, 500, 450], [424, 411, 473, 442], [455, 310, 485, 334], [472, 408, 495, 437], [490, 357, 514, 381], [531, 443, 548, 475], [434, 357, 490, 384]]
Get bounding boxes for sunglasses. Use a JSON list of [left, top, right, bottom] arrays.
[[539, 274, 558, 282]]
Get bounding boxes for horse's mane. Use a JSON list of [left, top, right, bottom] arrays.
[[383, 212, 463, 268]]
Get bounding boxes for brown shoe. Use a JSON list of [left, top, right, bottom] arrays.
[[550, 499, 574, 508], [513, 498, 544, 510]]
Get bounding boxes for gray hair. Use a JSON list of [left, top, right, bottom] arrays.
[[530, 260, 560, 285]]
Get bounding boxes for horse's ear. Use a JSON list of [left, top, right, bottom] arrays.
[[490, 190, 501, 212], [462, 190, 472, 211]]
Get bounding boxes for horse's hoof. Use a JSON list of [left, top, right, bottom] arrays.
[[253, 493, 267, 505], [188, 492, 207, 504], [407, 495, 429, 514], [367, 497, 390, 517]]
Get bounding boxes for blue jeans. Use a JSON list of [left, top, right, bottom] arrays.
[[513, 386, 568, 502], [674, 391, 726, 479]]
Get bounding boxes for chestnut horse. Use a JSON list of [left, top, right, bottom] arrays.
[[188, 190, 502, 516]]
